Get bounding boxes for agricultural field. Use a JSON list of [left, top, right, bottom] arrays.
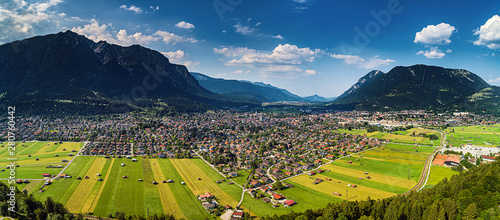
[[445, 124, 500, 147], [0, 141, 84, 179], [425, 165, 459, 188], [338, 128, 441, 146], [32, 157, 229, 218], [18, 141, 455, 219], [284, 143, 435, 204]]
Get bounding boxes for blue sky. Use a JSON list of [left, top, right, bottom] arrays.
[[1, 0, 500, 97]]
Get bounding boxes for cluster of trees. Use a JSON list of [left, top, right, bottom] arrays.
[[0, 184, 69, 220], [262, 159, 500, 220]]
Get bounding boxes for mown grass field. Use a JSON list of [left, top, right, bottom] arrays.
[[156, 159, 208, 220], [426, 165, 459, 187], [0, 142, 84, 179], [171, 159, 240, 208], [149, 159, 185, 219], [445, 124, 500, 147], [338, 128, 441, 146], [34, 156, 96, 204], [284, 143, 434, 206]]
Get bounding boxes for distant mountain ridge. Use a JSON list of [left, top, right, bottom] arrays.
[[330, 64, 499, 113], [191, 72, 334, 102]]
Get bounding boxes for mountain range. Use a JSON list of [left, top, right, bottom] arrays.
[[1, 31, 499, 115], [0, 31, 258, 115], [330, 64, 500, 114], [190, 72, 335, 103]]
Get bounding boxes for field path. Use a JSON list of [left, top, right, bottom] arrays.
[[149, 159, 185, 219]]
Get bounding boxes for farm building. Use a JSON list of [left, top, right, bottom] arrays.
[[283, 200, 296, 207], [232, 211, 244, 218], [272, 194, 286, 201], [198, 192, 214, 201], [313, 178, 323, 185], [42, 173, 51, 177]]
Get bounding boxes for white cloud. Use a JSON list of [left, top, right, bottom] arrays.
[[0, 0, 64, 44], [488, 77, 500, 83], [414, 23, 456, 45], [150, 6, 159, 12], [416, 47, 446, 59], [161, 50, 185, 63], [304, 69, 317, 75], [292, 0, 309, 3], [215, 44, 321, 66], [175, 21, 195, 29], [154, 30, 197, 44], [330, 54, 395, 69], [58, 12, 66, 17], [72, 19, 196, 46], [116, 29, 159, 45], [214, 44, 322, 78], [272, 35, 284, 39], [231, 70, 250, 74], [255, 22, 262, 26], [234, 23, 255, 35], [119, 5, 142, 14], [160, 50, 199, 68], [474, 15, 500, 49], [71, 18, 115, 43]]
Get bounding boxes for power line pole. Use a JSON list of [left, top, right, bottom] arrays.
[[408, 169, 410, 180], [346, 189, 348, 201]]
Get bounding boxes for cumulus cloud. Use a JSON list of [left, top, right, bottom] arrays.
[[231, 70, 250, 74], [215, 44, 321, 66], [414, 23, 456, 45], [214, 44, 322, 78], [71, 19, 115, 43], [175, 21, 195, 29], [293, 0, 309, 3], [0, 0, 64, 44], [272, 35, 284, 39], [474, 15, 500, 49], [416, 47, 447, 59], [488, 77, 500, 83], [119, 5, 142, 14], [116, 29, 159, 45], [160, 50, 199, 68], [72, 19, 197, 46], [234, 23, 255, 35], [154, 30, 197, 44], [330, 54, 395, 69], [304, 69, 317, 75]]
